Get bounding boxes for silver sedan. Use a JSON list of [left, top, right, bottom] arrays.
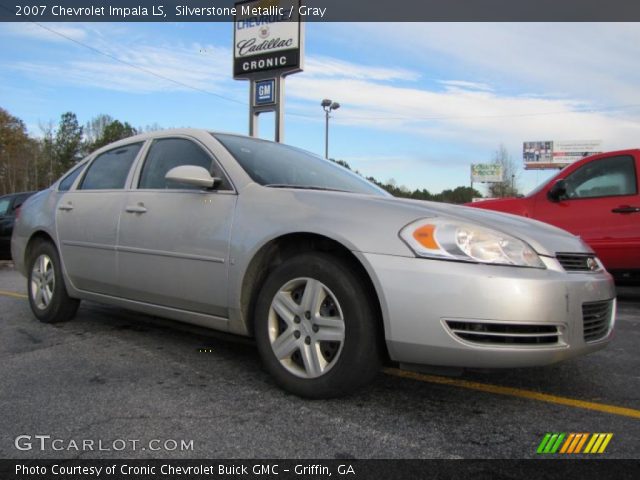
[[12, 129, 615, 397]]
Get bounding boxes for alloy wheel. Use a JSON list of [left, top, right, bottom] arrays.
[[30, 254, 55, 310], [267, 277, 345, 379]]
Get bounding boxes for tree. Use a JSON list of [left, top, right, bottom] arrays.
[[84, 114, 113, 147], [54, 112, 83, 176], [85, 117, 137, 152], [329, 158, 351, 170], [39, 120, 56, 186], [488, 144, 519, 198], [437, 186, 481, 204], [0, 107, 37, 195], [144, 122, 163, 132]]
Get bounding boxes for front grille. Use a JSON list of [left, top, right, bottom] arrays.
[[445, 321, 560, 345], [582, 300, 613, 342], [556, 253, 598, 272]]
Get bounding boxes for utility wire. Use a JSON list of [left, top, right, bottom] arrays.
[[11, 19, 640, 124], [32, 21, 246, 106]]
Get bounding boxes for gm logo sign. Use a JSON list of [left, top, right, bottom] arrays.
[[254, 79, 276, 106]]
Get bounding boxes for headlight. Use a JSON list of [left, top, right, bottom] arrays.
[[399, 218, 545, 268]]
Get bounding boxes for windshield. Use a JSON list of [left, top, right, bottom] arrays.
[[0, 197, 10, 216], [525, 168, 566, 197], [213, 133, 388, 196]]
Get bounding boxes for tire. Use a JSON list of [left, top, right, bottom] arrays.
[[27, 240, 80, 323], [254, 252, 381, 398]]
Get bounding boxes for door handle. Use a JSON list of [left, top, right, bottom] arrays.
[[58, 203, 73, 211], [125, 204, 147, 214], [611, 205, 640, 214]]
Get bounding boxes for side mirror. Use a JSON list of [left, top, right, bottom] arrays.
[[547, 179, 567, 202], [165, 165, 221, 190]]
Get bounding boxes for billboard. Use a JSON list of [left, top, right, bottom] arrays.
[[233, 0, 303, 79], [471, 164, 503, 183], [524, 140, 602, 170]]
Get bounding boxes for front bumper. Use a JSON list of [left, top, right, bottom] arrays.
[[360, 252, 615, 368]]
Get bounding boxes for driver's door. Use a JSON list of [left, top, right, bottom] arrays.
[[117, 137, 236, 317]]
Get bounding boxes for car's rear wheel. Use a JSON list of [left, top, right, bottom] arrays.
[[28, 241, 79, 323], [254, 252, 381, 398]]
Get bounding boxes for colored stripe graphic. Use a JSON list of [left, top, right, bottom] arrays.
[[559, 433, 575, 453], [597, 434, 613, 453], [550, 433, 565, 453], [536, 433, 552, 454], [573, 433, 588, 454], [537, 433, 566, 454], [538, 433, 612, 454]]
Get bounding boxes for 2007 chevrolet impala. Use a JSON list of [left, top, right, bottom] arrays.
[[11, 129, 615, 397]]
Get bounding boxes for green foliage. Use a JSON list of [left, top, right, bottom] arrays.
[[330, 158, 481, 204], [86, 118, 137, 152], [2, 108, 483, 204], [0, 107, 49, 195], [54, 112, 83, 175]]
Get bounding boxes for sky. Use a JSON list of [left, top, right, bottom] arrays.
[[1, 22, 640, 195]]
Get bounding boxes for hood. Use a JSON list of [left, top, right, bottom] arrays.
[[275, 188, 591, 257], [465, 197, 522, 209]]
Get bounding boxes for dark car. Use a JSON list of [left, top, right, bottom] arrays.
[[0, 191, 35, 260]]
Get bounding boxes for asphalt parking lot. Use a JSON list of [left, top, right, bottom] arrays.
[[1, 261, 638, 459]]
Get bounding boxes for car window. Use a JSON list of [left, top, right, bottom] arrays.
[[59, 164, 85, 191], [564, 155, 637, 199], [12, 193, 32, 210], [213, 133, 387, 196], [80, 143, 142, 190], [0, 198, 10, 216], [138, 138, 229, 190]]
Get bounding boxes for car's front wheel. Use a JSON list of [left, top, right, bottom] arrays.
[[27, 241, 79, 323], [254, 252, 381, 398]]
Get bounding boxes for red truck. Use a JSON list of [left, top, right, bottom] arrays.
[[468, 149, 640, 284]]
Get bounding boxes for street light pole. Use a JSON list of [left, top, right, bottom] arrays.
[[324, 107, 329, 160], [321, 99, 340, 159]]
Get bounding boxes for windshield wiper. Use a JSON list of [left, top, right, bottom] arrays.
[[264, 184, 349, 193]]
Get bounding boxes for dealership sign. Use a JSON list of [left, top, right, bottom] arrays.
[[471, 164, 503, 183], [233, 0, 303, 79], [524, 140, 602, 170]]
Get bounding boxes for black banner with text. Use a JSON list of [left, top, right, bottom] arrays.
[[2, 0, 640, 22], [2, 459, 640, 480]]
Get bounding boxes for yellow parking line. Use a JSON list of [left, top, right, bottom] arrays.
[[0, 286, 637, 418], [0, 290, 27, 299], [384, 367, 640, 420]]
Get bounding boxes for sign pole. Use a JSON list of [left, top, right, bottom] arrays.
[[275, 76, 285, 143], [249, 81, 258, 138], [233, 0, 303, 143]]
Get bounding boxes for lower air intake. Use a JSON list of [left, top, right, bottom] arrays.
[[446, 321, 560, 345], [582, 300, 613, 342]]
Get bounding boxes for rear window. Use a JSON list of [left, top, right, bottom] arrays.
[[0, 198, 10, 216], [80, 143, 142, 190], [59, 164, 86, 191]]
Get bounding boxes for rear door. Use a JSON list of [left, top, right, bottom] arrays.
[[117, 136, 236, 317], [56, 142, 143, 295], [533, 154, 640, 270]]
